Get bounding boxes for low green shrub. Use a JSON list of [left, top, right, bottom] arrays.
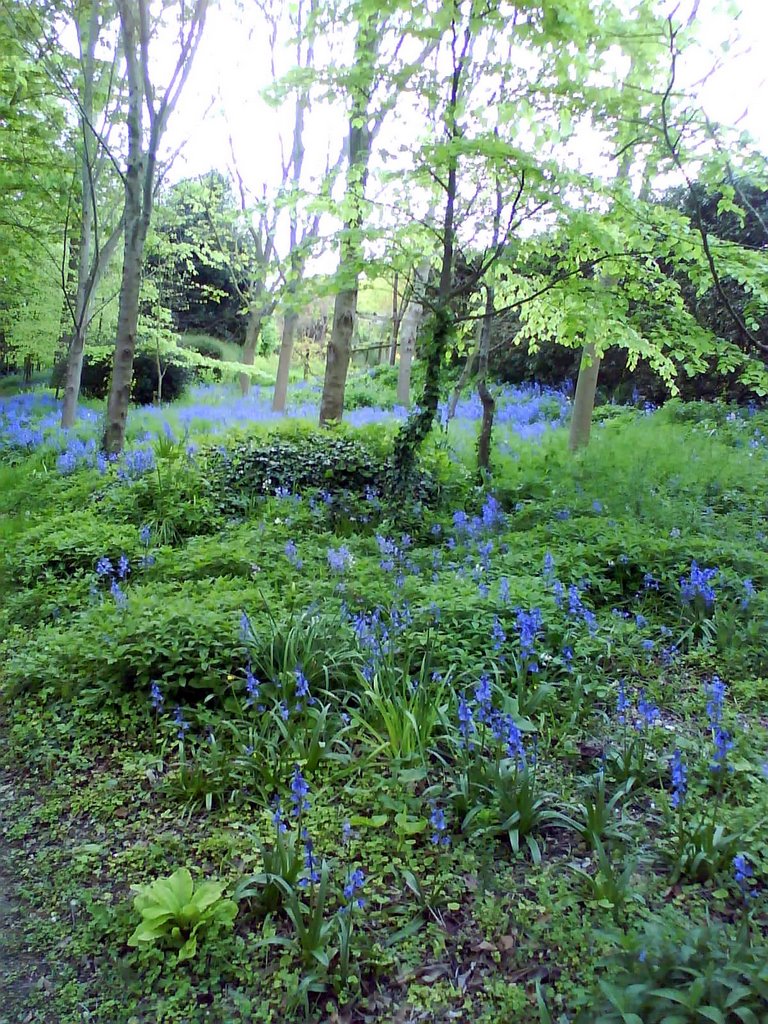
[[583, 923, 768, 1023]]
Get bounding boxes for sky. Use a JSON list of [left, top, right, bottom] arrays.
[[163, 0, 768, 195]]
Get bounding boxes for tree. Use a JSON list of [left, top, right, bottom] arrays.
[[59, 0, 124, 428], [103, 0, 209, 454], [0, 2, 72, 377], [318, 0, 436, 425]]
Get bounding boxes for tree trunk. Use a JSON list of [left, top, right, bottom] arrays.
[[272, 311, 298, 411], [447, 319, 482, 420], [567, 71, 637, 452], [568, 342, 601, 450], [103, 0, 208, 453], [389, 271, 400, 366], [396, 261, 429, 407], [103, 210, 144, 452], [319, 288, 356, 423], [318, 12, 375, 426], [476, 285, 495, 472], [238, 309, 263, 396], [60, 2, 97, 430]]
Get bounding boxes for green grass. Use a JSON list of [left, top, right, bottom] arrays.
[[0, 403, 767, 1024]]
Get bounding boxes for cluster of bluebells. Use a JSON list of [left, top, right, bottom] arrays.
[[671, 748, 687, 808], [543, 553, 597, 634], [733, 855, 757, 899], [57, 436, 110, 475], [706, 677, 733, 774], [344, 602, 413, 682], [327, 545, 353, 574], [343, 868, 365, 909], [173, 706, 190, 741], [116, 446, 156, 482], [375, 533, 418, 587], [680, 560, 718, 610], [515, 607, 542, 670], [616, 681, 660, 730], [457, 676, 526, 766], [284, 539, 303, 569], [150, 681, 164, 712]]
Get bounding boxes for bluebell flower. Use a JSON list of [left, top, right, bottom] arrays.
[[592, 499, 603, 513], [271, 796, 288, 834], [637, 690, 660, 729], [245, 666, 260, 707], [711, 728, 733, 774], [516, 607, 542, 663], [635, 613, 648, 628], [117, 555, 130, 579], [240, 611, 252, 642], [543, 552, 555, 579], [616, 681, 630, 725], [150, 681, 164, 712], [290, 765, 310, 815], [295, 666, 310, 700], [301, 834, 320, 886], [492, 617, 506, 651], [474, 675, 492, 722], [173, 706, 189, 740], [327, 545, 352, 573], [643, 573, 659, 590], [671, 748, 687, 808], [457, 695, 476, 748], [741, 579, 755, 609], [284, 540, 303, 569], [706, 677, 726, 731], [96, 557, 113, 578], [498, 577, 510, 604], [279, 700, 290, 721], [733, 854, 756, 897], [343, 868, 365, 908], [110, 579, 127, 607], [429, 804, 450, 846], [139, 524, 151, 546], [680, 560, 718, 608]]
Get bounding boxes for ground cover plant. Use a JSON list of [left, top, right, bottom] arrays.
[[1, 382, 767, 1024]]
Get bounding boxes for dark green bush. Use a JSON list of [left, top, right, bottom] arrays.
[[582, 923, 768, 1023], [51, 352, 190, 403], [3, 580, 261, 699], [200, 432, 388, 509], [2, 511, 142, 587]]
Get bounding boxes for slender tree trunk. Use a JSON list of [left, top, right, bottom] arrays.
[[60, 2, 97, 430], [273, 311, 298, 411], [476, 285, 495, 471], [104, 204, 145, 451], [318, 14, 375, 426], [396, 261, 429, 407], [103, 0, 208, 453], [447, 319, 482, 421], [61, 243, 92, 426], [389, 271, 400, 366], [238, 308, 263, 395], [320, 289, 356, 423], [567, 72, 637, 452], [568, 342, 601, 450]]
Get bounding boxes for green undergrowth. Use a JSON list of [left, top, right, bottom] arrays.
[[1, 405, 767, 1023]]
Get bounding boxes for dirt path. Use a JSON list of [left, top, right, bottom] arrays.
[[0, 776, 43, 1024]]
